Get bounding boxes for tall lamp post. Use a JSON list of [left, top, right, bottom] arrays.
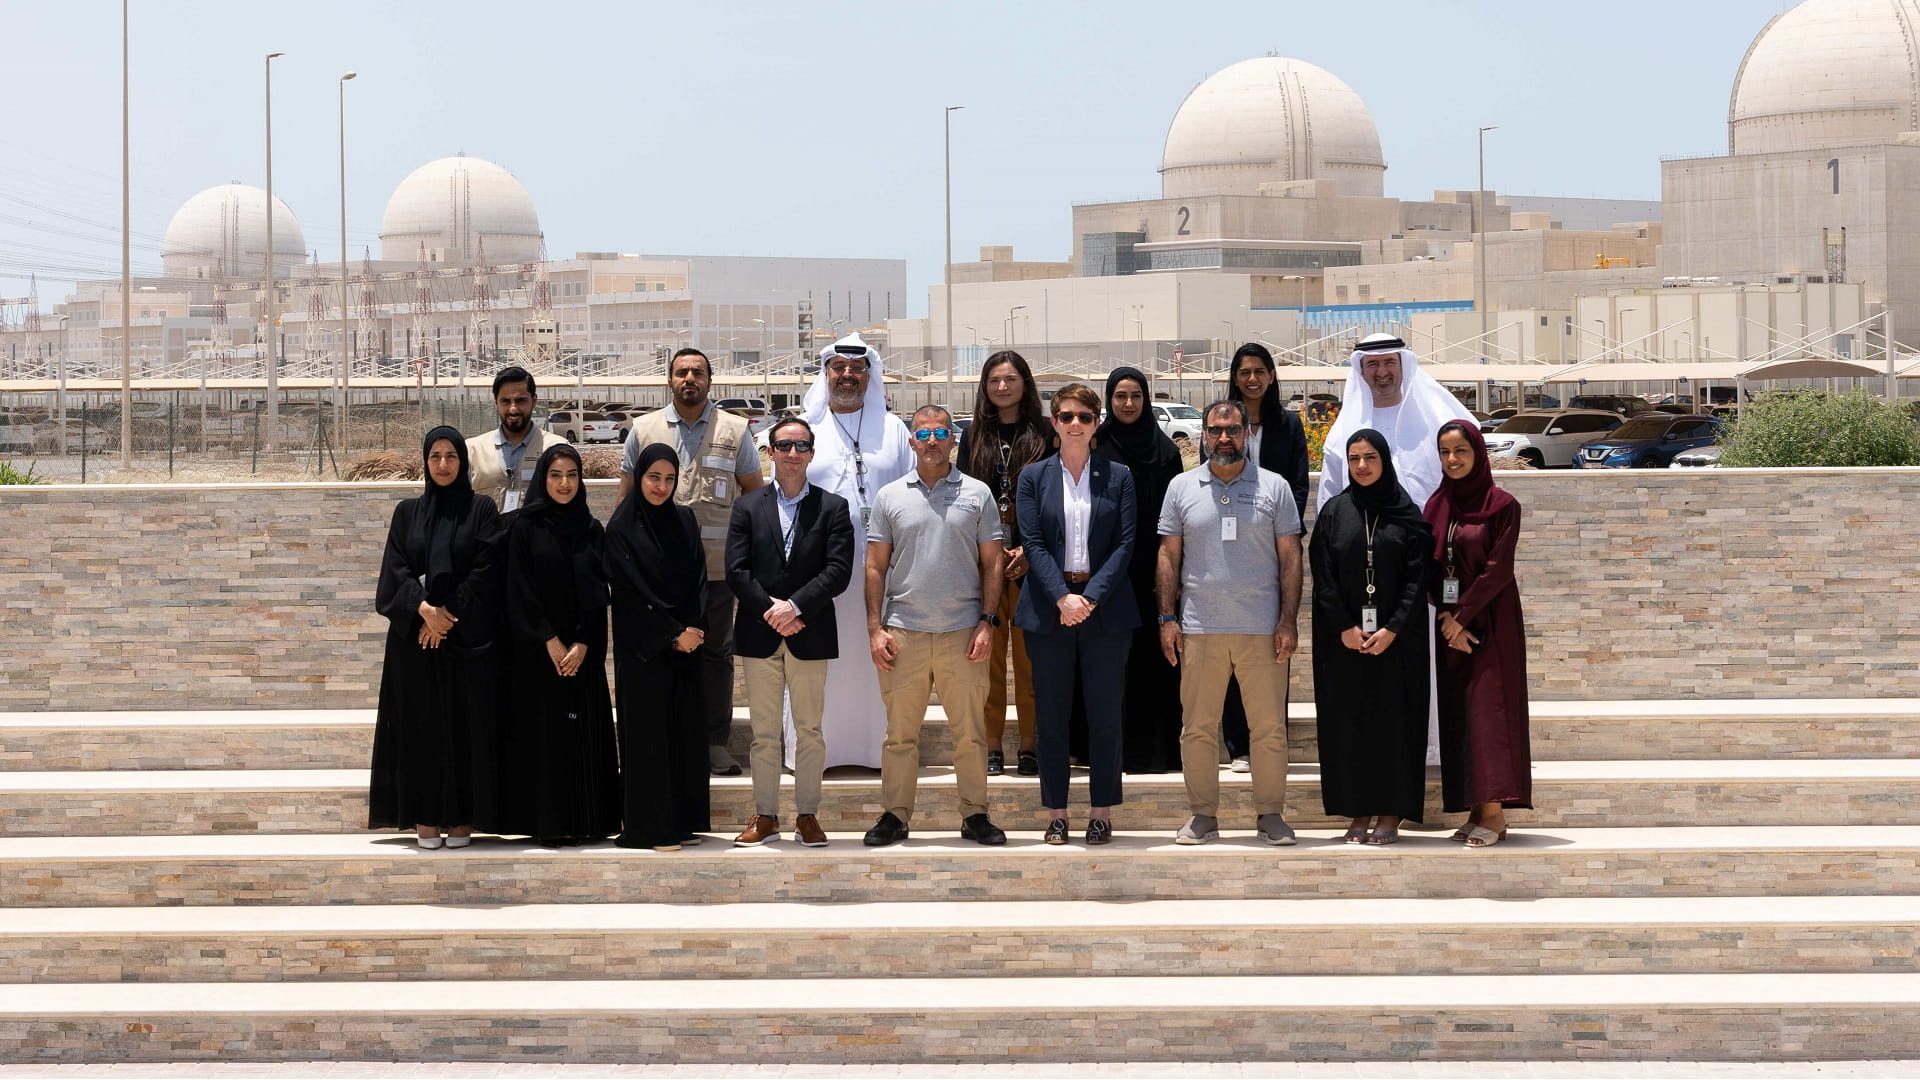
[[119, 0, 132, 469], [1476, 125, 1497, 411], [752, 316, 769, 405], [943, 104, 963, 409], [337, 70, 357, 442], [1005, 304, 1026, 349], [264, 51, 283, 451]]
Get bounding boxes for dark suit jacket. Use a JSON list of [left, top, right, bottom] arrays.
[[1013, 453, 1140, 637], [725, 483, 855, 661]]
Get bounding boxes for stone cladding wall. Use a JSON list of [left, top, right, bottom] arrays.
[[1, 470, 1915, 710]]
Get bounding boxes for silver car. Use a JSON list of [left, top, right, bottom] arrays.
[[1483, 409, 1621, 469]]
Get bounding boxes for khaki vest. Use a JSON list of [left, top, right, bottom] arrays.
[[630, 405, 750, 579]]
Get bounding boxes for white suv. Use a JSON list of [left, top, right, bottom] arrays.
[[546, 410, 621, 444], [1152, 402, 1203, 443], [1483, 409, 1621, 469]]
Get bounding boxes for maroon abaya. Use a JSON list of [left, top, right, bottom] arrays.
[[1425, 424, 1532, 813]]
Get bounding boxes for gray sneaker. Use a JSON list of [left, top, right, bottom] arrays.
[[1175, 815, 1219, 845], [1256, 814, 1297, 846], [1229, 755, 1251, 773]]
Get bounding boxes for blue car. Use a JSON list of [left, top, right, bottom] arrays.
[[1573, 414, 1721, 469]]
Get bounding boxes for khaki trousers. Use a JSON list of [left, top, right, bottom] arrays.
[[879, 627, 991, 822], [742, 644, 829, 818], [1178, 633, 1289, 818], [984, 580, 1036, 750]]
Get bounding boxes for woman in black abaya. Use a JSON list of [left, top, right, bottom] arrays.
[[1093, 367, 1187, 773], [488, 444, 621, 846], [604, 443, 710, 851], [370, 426, 502, 849], [1309, 428, 1433, 845]]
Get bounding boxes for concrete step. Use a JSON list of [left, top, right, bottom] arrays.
[[3, 895, 1916, 983], [3, 973, 1919, 1063], [4, 826, 1918, 908], [7, 699, 1916, 771], [6, 759, 1920, 836]]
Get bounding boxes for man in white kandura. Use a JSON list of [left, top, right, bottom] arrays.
[[798, 334, 914, 769], [1317, 332, 1474, 765]]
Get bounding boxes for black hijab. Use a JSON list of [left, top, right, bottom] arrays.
[[1342, 428, 1427, 533], [517, 443, 605, 611], [1094, 367, 1182, 478], [419, 425, 474, 599], [605, 442, 703, 625]]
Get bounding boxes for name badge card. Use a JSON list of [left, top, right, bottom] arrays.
[[1441, 578, 1461, 605], [1220, 516, 1238, 542], [712, 479, 729, 500], [1360, 606, 1378, 633], [502, 489, 522, 513]]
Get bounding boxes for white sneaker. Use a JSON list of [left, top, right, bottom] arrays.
[[1229, 756, 1251, 773]]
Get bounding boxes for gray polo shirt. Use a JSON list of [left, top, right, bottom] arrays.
[[620, 401, 761, 475], [1157, 463, 1302, 635], [867, 467, 1004, 633]]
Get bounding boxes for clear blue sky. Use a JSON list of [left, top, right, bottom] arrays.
[[2, 0, 1789, 314]]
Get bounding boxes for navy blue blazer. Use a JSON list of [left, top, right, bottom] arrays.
[[1013, 452, 1139, 637], [724, 484, 855, 662]]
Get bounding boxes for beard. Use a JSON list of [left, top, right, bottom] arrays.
[[501, 412, 530, 435], [829, 385, 864, 411], [1210, 444, 1243, 463]]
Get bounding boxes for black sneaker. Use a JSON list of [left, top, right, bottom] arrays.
[[863, 811, 909, 847], [1044, 818, 1069, 845], [961, 812, 1007, 845], [1016, 750, 1039, 776], [986, 750, 1005, 776]]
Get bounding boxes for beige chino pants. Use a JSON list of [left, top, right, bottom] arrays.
[[878, 627, 991, 823], [742, 644, 829, 818], [1178, 633, 1289, 818]]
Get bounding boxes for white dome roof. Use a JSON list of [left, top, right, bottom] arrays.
[[378, 154, 541, 265], [160, 182, 306, 282], [1730, 0, 1920, 154], [1161, 57, 1386, 200]]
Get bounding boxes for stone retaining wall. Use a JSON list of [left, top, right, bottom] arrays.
[[2, 470, 1915, 710]]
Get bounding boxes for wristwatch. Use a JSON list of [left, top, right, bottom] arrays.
[[1158, 613, 1180, 625], [979, 611, 1002, 628]]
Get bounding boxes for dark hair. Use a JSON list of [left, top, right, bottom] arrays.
[[769, 415, 814, 442], [492, 366, 536, 399], [1228, 343, 1281, 424], [1050, 382, 1102, 417], [669, 348, 711, 378], [966, 349, 1051, 482], [912, 404, 953, 426], [1204, 399, 1249, 427]]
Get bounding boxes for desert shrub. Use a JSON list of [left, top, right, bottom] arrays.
[[1717, 389, 1920, 467]]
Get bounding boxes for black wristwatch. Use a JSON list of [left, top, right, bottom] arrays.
[[979, 611, 1002, 628]]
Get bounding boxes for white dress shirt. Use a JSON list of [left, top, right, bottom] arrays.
[[1060, 458, 1093, 575]]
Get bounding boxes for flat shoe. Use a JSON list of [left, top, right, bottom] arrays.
[[1043, 818, 1069, 846], [1085, 819, 1113, 845], [415, 835, 444, 850], [1463, 824, 1507, 848], [1341, 824, 1370, 844], [1448, 823, 1475, 842], [444, 835, 472, 849], [1365, 827, 1400, 845]]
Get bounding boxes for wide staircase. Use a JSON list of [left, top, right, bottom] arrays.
[[2, 698, 1919, 1065]]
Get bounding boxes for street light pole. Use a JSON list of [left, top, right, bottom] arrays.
[[264, 51, 283, 451], [119, 0, 131, 469], [943, 105, 963, 407], [337, 71, 357, 443], [1476, 125, 1497, 411], [1006, 304, 1026, 350]]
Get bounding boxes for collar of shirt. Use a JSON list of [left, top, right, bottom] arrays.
[[775, 482, 812, 511], [907, 469, 963, 489], [494, 427, 532, 451], [1197, 465, 1254, 490], [666, 402, 715, 431]]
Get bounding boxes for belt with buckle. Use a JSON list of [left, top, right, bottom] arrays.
[[1062, 570, 1092, 584]]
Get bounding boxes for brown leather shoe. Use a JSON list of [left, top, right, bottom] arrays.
[[733, 815, 779, 846], [794, 813, 829, 848]]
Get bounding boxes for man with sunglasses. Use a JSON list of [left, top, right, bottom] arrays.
[[724, 416, 855, 848], [1156, 400, 1304, 846], [799, 335, 914, 771], [861, 405, 1008, 847]]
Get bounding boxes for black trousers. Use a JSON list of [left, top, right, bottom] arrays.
[[697, 585, 737, 747], [1025, 618, 1129, 811]]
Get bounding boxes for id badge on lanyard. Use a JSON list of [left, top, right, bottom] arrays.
[[1441, 520, 1461, 605], [1360, 512, 1378, 632]]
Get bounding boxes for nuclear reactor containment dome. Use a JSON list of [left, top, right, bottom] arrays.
[[378, 154, 542, 266], [1160, 56, 1387, 200], [1730, 0, 1920, 154], [160, 182, 307, 281]]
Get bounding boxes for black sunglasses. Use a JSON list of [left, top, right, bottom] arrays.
[[770, 438, 814, 453]]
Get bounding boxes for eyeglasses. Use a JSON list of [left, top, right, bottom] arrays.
[[1204, 424, 1246, 439], [826, 361, 869, 376], [770, 438, 814, 453], [1054, 411, 1097, 425], [911, 427, 953, 442]]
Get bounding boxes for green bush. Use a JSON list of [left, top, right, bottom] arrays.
[[0, 461, 44, 485], [1718, 389, 1920, 467]]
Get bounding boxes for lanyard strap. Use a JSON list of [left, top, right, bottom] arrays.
[[1362, 512, 1378, 602], [1444, 520, 1458, 577]]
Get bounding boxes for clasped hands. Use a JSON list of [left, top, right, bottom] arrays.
[[1339, 625, 1399, 655], [544, 637, 589, 677], [1437, 612, 1479, 654], [763, 598, 806, 637], [416, 602, 457, 650]]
